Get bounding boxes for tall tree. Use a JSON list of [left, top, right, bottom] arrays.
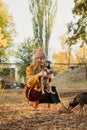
[[60, 32, 73, 68], [15, 38, 36, 79], [0, 27, 7, 62], [0, 27, 7, 47], [76, 45, 87, 63], [44, 0, 57, 57], [0, 0, 15, 62], [66, 0, 87, 46], [0, 0, 15, 44], [28, 0, 57, 58]]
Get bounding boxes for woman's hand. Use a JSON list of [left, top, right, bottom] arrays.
[[38, 70, 47, 77]]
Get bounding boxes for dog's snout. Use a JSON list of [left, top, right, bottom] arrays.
[[68, 106, 73, 111]]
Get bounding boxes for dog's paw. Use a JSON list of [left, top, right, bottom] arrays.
[[42, 90, 45, 94], [66, 109, 73, 114], [50, 91, 55, 94]]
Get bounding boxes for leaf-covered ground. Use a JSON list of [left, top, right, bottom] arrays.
[[0, 89, 87, 130]]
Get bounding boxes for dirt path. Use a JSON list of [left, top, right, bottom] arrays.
[[0, 89, 87, 130]]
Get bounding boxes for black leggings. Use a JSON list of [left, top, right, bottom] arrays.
[[39, 86, 61, 104]]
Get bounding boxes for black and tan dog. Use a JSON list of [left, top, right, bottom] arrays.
[[40, 60, 55, 94], [68, 92, 87, 114]]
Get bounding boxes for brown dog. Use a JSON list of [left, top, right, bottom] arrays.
[[68, 92, 87, 114], [40, 60, 55, 94]]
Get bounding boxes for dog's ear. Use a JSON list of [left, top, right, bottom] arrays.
[[69, 101, 73, 106]]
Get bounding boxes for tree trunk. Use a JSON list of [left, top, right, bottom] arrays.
[[85, 63, 87, 79]]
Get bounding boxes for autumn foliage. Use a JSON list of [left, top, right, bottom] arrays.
[[52, 51, 75, 73], [0, 27, 7, 47]]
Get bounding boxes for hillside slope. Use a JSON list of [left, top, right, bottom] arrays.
[[52, 65, 87, 91]]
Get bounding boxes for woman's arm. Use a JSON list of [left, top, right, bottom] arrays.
[[26, 65, 40, 87]]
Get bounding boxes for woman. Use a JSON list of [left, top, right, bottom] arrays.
[[25, 47, 70, 113]]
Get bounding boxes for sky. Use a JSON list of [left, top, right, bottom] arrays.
[[3, 0, 74, 60]]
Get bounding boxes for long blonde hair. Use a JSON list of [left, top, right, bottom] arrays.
[[32, 59, 42, 74]]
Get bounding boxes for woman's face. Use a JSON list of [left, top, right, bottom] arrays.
[[38, 57, 45, 65]]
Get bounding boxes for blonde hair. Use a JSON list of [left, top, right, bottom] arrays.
[[32, 59, 42, 74]]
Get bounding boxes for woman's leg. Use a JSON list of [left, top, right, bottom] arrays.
[[39, 86, 61, 103], [29, 88, 48, 101], [49, 86, 61, 103]]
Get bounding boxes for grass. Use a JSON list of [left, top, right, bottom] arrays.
[[52, 65, 87, 91]]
